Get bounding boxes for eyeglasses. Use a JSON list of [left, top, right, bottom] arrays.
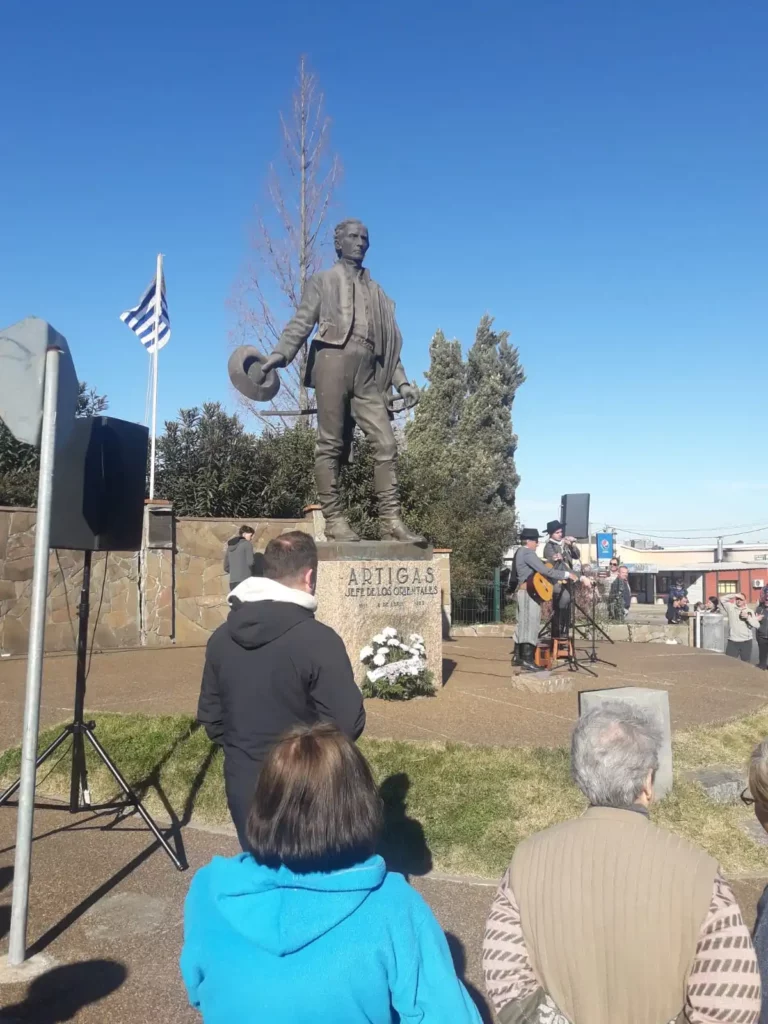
[[741, 788, 755, 806]]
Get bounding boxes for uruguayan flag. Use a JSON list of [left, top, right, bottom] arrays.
[[120, 275, 170, 353]]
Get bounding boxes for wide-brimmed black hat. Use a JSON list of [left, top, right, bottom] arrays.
[[546, 519, 564, 535], [520, 527, 539, 542], [228, 346, 281, 403]]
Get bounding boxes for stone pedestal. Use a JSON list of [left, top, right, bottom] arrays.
[[578, 686, 673, 798], [315, 541, 442, 688]]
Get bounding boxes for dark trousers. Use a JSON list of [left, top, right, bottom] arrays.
[[726, 639, 753, 662], [758, 638, 768, 670], [552, 584, 572, 638], [225, 769, 258, 852], [313, 341, 397, 520]]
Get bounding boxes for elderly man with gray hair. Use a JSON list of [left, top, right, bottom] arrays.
[[483, 702, 760, 1024]]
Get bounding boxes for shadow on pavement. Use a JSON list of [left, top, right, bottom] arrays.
[[378, 773, 433, 880], [25, 723, 219, 955], [0, 902, 9, 941], [0, 865, 13, 892], [446, 932, 493, 1023], [127, 719, 218, 869], [0, 958, 127, 1022], [442, 658, 458, 685]]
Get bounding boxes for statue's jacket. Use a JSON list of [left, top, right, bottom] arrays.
[[274, 262, 408, 398]]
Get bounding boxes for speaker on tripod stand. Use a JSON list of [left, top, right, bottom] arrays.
[[0, 416, 185, 870]]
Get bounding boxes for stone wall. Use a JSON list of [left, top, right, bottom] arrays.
[[0, 506, 451, 663], [171, 517, 312, 644], [0, 506, 140, 656]]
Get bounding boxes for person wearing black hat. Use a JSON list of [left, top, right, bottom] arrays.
[[543, 521, 581, 639], [513, 529, 577, 671]]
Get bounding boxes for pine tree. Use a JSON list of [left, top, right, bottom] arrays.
[[459, 314, 525, 509], [401, 330, 465, 523], [400, 319, 525, 593], [406, 329, 466, 458]]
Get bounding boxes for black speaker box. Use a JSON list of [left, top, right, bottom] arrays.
[[560, 493, 590, 540], [50, 417, 149, 551]]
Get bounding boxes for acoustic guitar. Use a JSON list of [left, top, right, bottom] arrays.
[[527, 562, 556, 603]]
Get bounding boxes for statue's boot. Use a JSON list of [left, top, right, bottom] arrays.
[[375, 461, 426, 545], [316, 461, 360, 542]]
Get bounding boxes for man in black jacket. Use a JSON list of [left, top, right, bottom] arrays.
[[198, 530, 365, 849]]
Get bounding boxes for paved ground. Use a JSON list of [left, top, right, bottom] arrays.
[[1, 638, 767, 755], [0, 802, 764, 1024], [1, 638, 767, 1020], [0, 805, 496, 1022]]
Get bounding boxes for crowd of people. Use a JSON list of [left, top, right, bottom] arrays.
[[180, 529, 768, 1022]]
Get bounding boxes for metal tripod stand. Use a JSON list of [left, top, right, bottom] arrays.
[[0, 550, 186, 871], [572, 579, 616, 671], [541, 579, 616, 676]]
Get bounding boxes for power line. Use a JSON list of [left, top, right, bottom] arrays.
[[610, 524, 768, 542], [604, 520, 768, 536]]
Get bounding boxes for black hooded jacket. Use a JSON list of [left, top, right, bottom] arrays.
[[198, 577, 365, 826]]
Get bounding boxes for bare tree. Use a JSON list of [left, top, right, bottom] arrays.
[[230, 56, 342, 424]]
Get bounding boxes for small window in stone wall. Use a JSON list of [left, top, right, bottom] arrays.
[[717, 580, 738, 595], [147, 509, 174, 549]]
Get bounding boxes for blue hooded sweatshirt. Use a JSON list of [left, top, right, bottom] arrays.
[[181, 852, 483, 1024]]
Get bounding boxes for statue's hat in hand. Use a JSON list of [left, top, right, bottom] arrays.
[[228, 346, 281, 403]]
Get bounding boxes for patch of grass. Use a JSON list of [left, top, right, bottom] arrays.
[[654, 782, 768, 874], [3, 710, 768, 879], [674, 706, 768, 771]]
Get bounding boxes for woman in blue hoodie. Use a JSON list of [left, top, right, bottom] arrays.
[[181, 723, 483, 1024]]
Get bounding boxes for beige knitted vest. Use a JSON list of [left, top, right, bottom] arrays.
[[510, 807, 717, 1024]]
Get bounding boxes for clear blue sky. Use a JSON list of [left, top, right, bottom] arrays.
[[2, 0, 766, 545]]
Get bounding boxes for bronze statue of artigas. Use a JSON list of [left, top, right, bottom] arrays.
[[229, 219, 425, 545]]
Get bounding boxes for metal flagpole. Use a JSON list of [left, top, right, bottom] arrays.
[[148, 253, 162, 500], [8, 345, 62, 965]]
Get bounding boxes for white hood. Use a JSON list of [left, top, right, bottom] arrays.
[[228, 576, 318, 612]]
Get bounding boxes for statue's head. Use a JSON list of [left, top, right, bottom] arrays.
[[334, 219, 369, 266]]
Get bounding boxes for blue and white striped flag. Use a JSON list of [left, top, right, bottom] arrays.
[[120, 274, 170, 353]]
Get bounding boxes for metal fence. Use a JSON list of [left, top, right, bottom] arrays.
[[451, 570, 513, 626]]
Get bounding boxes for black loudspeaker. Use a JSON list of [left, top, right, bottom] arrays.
[[50, 417, 149, 551], [560, 493, 590, 540]]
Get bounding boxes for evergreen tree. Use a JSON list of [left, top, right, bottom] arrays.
[[155, 404, 317, 518], [251, 422, 316, 517], [459, 314, 525, 508], [407, 329, 466, 458], [401, 318, 525, 593], [155, 404, 260, 518], [0, 381, 108, 506]]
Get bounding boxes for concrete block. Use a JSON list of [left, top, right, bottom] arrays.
[[578, 686, 673, 799], [684, 767, 746, 804], [744, 818, 768, 848]]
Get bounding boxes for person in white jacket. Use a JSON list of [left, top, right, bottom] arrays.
[[720, 593, 763, 662]]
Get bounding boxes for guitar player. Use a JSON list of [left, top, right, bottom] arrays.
[[513, 528, 576, 673], [543, 519, 581, 640]]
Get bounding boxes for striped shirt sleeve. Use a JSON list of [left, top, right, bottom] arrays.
[[685, 874, 761, 1024], [482, 868, 540, 1015]]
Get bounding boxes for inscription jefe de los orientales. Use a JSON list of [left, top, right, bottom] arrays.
[[345, 565, 438, 599]]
